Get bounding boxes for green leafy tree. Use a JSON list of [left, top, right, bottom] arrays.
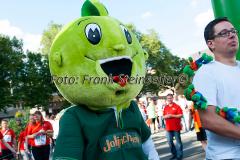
[[0, 34, 69, 111], [40, 22, 63, 55], [126, 25, 188, 95], [21, 51, 57, 108], [0, 35, 25, 110]]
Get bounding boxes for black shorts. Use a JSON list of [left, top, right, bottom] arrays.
[[0, 149, 14, 160], [151, 118, 156, 123], [196, 128, 207, 141], [31, 145, 50, 160]]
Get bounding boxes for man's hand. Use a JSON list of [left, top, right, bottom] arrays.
[[46, 130, 54, 138], [164, 114, 182, 119], [164, 114, 172, 119], [39, 129, 46, 134]]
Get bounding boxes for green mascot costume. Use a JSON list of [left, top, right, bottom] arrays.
[[49, 0, 159, 160]]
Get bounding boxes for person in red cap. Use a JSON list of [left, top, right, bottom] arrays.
[[163, 94, 183, 160]]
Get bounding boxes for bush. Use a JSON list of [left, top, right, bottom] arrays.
[[8, 108, 31, 139]]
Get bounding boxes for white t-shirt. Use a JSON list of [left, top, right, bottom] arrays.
[[147, 103, 157, 119], [193, 60, 240, 160], [52, 120, 59, 140], [139, 108, 147, 121]]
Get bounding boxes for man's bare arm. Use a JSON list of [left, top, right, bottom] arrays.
[[171, 114, 183, 118], [163, 114, 182, 119], [199, 105, 240, 139]]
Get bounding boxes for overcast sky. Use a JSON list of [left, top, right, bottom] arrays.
[[0, 0, 214, 58]]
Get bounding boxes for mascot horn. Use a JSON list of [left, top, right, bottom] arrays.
[[49, 0, 159, 159]]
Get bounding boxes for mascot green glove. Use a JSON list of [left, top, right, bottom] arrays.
[[49, 0, 159, 160]]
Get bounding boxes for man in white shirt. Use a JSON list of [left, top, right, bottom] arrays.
[[193, 17, 240, 159]]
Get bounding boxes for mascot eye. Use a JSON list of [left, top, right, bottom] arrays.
[[85, 23, 101, 45], [120, 25, 132, 44]]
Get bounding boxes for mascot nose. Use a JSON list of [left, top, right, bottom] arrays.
[[113, 44, 125, 51]]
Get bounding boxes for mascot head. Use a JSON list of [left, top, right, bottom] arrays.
[[49, 0, 148, 111]]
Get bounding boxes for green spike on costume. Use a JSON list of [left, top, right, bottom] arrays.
[[183, 53, 240, 124], [215, 106, 220, 114]]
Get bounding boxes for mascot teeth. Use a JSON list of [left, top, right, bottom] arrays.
[[99, 56, 132, 64]]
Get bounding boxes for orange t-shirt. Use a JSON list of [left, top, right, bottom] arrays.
[[0, 129, 15, 150], [25, 123, 34, 147], [26, 121, 53, 147]]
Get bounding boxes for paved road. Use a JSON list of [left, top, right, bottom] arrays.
[[152, 130, 205, 160]]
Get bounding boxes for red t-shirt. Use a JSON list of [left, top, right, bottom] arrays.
[[26, 121, 53, 147], [163, 102, 183, 131], [18, 131, 26, 151], [0, 129, 15, 150]]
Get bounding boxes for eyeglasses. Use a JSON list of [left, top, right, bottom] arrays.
[[213, 29, 239, 38]]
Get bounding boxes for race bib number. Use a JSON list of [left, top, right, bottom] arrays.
[[34, 134, 46, 146], [3, 135, 11, 143]]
